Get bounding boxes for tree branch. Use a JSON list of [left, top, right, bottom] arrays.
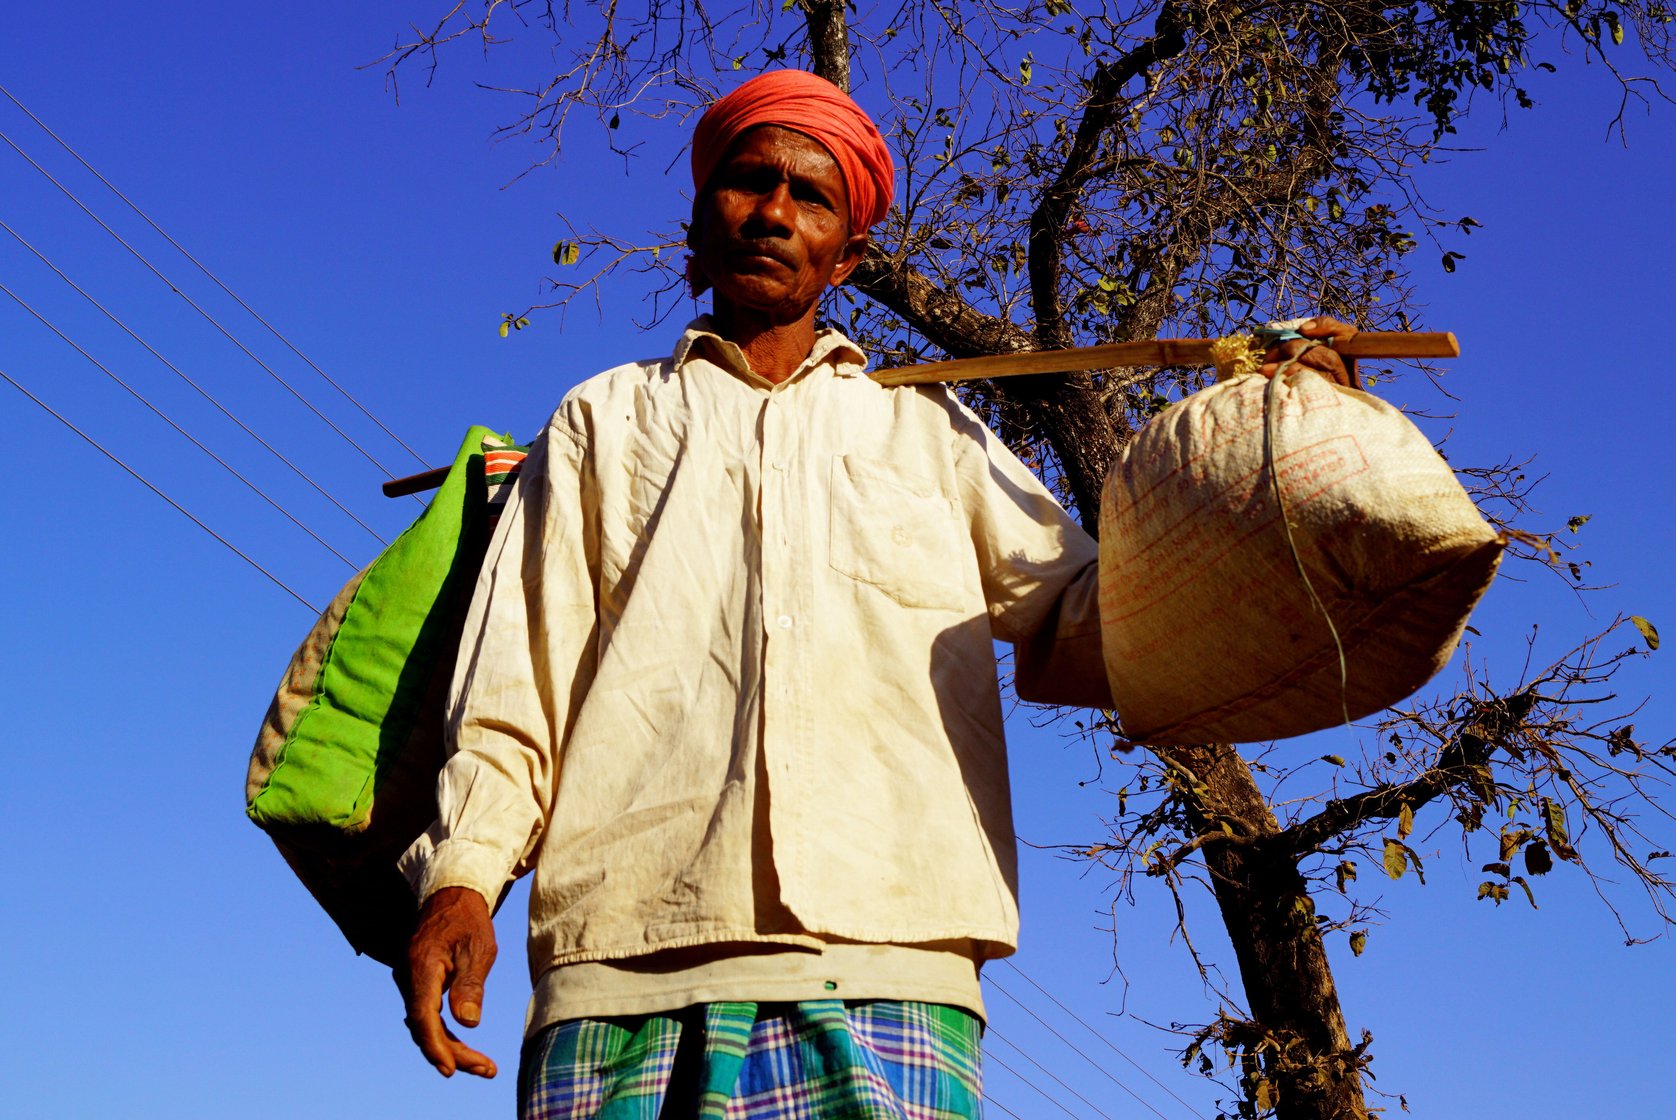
[[850, 245, 1036, 357], [1028, 4, 1190, 350], [1113, 51, 1344, 343], [1277, 728, 1494, 856]]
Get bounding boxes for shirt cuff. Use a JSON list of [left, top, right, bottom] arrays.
[[403, 830, 513, 910]]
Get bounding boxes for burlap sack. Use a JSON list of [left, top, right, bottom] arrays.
[[246, 427, 523, 964], [1098, 367, 1502, 745]]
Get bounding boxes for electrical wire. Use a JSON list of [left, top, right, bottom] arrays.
[[0, 125, 405, 479], [982, 1042, 1090, 1120], [0, 216, 384, 551], [0, 80, 429, 468], [988, 1023, 1125, 1120], [0, 365, 318, 612], [0, 277, 367, 570], [982, 1091, 1027, 1120], [998, 959, 1213, 1113], [991, 964, 1206, 1119]]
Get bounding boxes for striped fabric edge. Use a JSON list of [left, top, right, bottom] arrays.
[[481, 433, 529, 524], [518, 999, 984, 1120]]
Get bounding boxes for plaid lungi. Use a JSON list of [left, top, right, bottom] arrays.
[[518, 1000, 984, 1119]]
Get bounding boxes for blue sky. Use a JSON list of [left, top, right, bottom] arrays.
[[2, 4, 1671, 1118]]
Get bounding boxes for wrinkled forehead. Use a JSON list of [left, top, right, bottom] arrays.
[[708, 125, 846, 187]]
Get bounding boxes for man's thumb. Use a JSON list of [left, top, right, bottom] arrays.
[[451, 978, 485, 1028]]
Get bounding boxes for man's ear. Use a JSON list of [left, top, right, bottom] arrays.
[[686, 199, 704, 251], [828, 232, 868, 288], [685, 199, 712, 297]]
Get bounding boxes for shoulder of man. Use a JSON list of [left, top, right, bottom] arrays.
[[538, 354, 675, 445], [886, 380, 1007, 449]]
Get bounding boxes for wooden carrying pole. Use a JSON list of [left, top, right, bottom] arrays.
[[382, 330, 1459, 497]]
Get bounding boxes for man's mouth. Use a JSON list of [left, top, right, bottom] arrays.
[[730, 242, 795, 269]]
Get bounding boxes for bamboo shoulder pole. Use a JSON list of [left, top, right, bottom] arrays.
[[869, 330, 1458, 386], [383, 331, 1459, 497]]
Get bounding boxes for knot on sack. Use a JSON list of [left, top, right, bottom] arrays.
[[1209, 318, 1331, 382]]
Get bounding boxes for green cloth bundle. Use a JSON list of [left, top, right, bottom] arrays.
[[246, 426, 523, 965]]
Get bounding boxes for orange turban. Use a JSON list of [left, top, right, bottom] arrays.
[[691, 70, 895, 232]]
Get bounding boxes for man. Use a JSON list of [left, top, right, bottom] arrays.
[[399, 69, 1356, 1117]]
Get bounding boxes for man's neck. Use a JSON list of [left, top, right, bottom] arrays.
[[709, 304, 819, 384]]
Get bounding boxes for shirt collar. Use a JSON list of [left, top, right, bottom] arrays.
[[673, 316, 870, 387]]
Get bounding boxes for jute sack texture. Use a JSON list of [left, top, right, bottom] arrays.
[[1098, 367, 1503, 745], [245, 427, 522, 965]]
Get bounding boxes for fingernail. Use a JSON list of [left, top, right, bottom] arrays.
[[1301, 318, 1318, 330], [460, 1002, 480, 1024]]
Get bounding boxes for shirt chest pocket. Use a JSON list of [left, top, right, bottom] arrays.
[[828, 454, 968, 612]]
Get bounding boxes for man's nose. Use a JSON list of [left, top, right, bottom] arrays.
[[743, 182, 795, 236]]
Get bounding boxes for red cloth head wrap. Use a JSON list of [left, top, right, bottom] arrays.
[[691, 70, 895, 232]]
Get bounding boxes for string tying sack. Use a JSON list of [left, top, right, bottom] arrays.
[[1098, 321, 1502, 745]]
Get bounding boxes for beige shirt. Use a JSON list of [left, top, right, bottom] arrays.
[[404, 321, 1108, 1020]]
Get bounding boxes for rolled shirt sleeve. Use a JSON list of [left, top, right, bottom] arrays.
[[941, 391, 1112, 709], [403, 421, 601, 909]]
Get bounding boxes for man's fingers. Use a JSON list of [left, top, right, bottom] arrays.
[[403, 952, 445, 1037], [1260, 332, 1358, 388], [404, 956, 461, 1076], [1299, 315, 1357, 343], [448, 937, 495, 1028], [451, 990, 483, 1029], [1297, 317, 1361, 388], [401, 887, 501, 1077], [407, 1012, 459, 1076], [442, 1030, 499, 1079], [1261, 341, 1344, 376], [401, 1016, 499, 1079], [1293, 337, 1360, 389]]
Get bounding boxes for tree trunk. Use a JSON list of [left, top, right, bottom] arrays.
[[803, 0, 851, 92], [998, 371, 1124, 532], [1164, 743, 1370, 1120]]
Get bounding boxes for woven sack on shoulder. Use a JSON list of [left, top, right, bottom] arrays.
[[246, 427, 526, 965], [1098, 368, 1502, 745]]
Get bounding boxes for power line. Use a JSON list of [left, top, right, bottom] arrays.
[[0, 365, 318, 612], [0, 124, 405, 480], [0, 277, 366, 570], [0, 216, 384, 555], [983, 1091, 1027, 1120], [998, 959, 1208, 1120], [982, 1040, 1090, 1120], [988, 1023, 1125, 1120], [0, 80, 429, 469], [986, 976, 1178, 1120]]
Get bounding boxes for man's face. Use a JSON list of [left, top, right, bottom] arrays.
[[693, 125, 867, 324]]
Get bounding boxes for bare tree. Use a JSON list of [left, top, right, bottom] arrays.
[[377, 2, 1674, 1115]]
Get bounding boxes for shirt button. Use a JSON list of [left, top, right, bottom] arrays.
[[776, 614, 794, 630]]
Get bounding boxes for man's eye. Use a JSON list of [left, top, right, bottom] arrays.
[[722, 168, 772, 191]]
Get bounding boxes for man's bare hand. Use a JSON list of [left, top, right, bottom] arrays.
[[399, 886, 499, 1079], [1259, 315, 1361, 389]]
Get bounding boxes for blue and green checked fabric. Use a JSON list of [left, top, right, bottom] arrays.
[[518, 1000, 983, 1120]]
